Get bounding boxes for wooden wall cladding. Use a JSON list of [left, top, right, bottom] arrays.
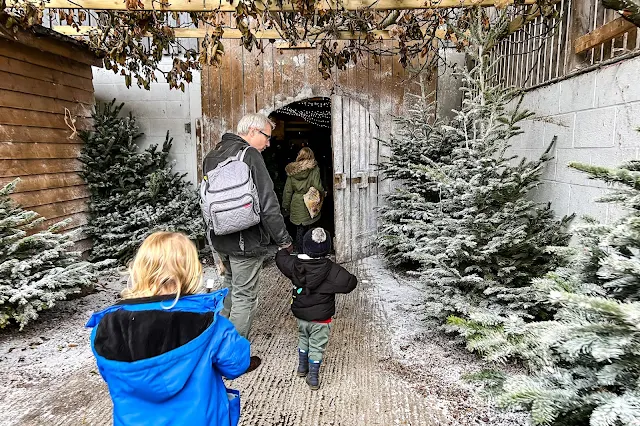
[[0, 36, 95, 248], [199, 40, 430, 173]]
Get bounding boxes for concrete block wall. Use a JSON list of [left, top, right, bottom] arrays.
[[92, 57, 201, 186], [437, 49, 466, 121], [508, 55, 640, 223]]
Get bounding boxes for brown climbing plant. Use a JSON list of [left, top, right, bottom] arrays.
[[1, 0, 560, 91], [602, 0, 640, 26]]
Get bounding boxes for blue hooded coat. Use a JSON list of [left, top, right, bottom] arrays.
[[86, 289, 250, 426]]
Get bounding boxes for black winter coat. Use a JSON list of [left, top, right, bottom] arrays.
[[275, 250, 358, 322], [203, 133, 292, 257]]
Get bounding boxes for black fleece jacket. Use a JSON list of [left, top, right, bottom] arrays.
[[275, 250, 358, 322], [203, 133, 292, 257]]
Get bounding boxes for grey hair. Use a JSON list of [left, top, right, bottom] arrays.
[[236, 113, 276, 135]]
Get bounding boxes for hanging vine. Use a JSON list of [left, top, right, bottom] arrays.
[[1, 0, 557, 91]]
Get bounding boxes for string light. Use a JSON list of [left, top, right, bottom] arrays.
[[297, 99, 331, 109], [276, 99, 332, 128]]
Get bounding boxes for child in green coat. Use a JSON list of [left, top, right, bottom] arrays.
[[282, 147, 325, 253]]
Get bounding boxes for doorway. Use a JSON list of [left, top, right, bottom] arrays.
[[263, 95, 380, 263], [264, 97, 335, 251]]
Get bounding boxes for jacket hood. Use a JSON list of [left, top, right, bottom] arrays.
[[292, 257, 332, 292], [221, 132, 249, 146], [87, 291, 227, 403], [285, 160, 317, 178], [213, 133, 250, 157]]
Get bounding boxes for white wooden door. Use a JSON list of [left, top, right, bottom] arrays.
[[331, 95, 380, 263]]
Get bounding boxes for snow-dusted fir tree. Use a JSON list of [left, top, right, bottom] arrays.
[[498, 161, 640, 426], [379, 9, 571, 358], [377, 77, 456, 268], [0, 180, 96, 329], [80, 101, 203, 264]]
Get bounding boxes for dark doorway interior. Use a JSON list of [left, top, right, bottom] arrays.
[[263, 98, 334, 247]]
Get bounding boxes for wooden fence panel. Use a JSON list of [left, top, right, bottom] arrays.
[[492, 0, 639, 90]]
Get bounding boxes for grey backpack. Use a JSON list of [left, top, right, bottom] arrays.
[[200, 146, 261, 236]]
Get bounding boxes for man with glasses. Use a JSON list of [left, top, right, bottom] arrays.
[[203, 113, 293, 339]]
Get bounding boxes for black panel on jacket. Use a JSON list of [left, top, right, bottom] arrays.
[[94, 309, 214, 362]]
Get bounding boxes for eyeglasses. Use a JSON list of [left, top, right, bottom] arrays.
[[258, 130, 273, 142]]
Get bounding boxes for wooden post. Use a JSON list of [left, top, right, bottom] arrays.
[[567, 0, 595, 71]]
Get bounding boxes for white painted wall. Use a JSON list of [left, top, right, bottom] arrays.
[[92, 57, 201, 186], [437, 49, 466, 121], [508, 55, 640, 223]]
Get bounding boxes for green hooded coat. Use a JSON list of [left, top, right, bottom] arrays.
[[282, 159, 324, 226]]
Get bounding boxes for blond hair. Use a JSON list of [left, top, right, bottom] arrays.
[[296, 147, 315, 162], [122, 232, 202, 304]]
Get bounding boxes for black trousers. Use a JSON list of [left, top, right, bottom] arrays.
[[295, 224, 311, 254]]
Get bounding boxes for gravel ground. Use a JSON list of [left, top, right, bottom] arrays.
[[0, 256, 529, 425]]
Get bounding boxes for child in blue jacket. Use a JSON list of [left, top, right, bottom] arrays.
[[87, 231, 259, 426]]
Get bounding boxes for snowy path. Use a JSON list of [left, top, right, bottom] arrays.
[[0, 257, 526, 425]]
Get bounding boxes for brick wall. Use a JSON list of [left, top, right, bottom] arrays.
[[508, 55, 640, 223], [92, 57, 201, 186]]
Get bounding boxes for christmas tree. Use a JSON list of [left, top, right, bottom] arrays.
[[0, 180, 96, 329], [498, 161, 640, 426], [377, 77, 456, 269], [379, 10, 571, 358], [79, 101, 204, 264]]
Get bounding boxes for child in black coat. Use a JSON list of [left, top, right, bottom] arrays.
[[275, 227, 357, 390]]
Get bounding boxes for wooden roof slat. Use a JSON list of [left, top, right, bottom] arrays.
[[0, 142, 84, 160], [0, 125, 82, 144], [0, 172, 85, 192], [12, 0, 536, 11], [0, 158, 84, 177], [0, 107, 93, 131], [0, 42, 94, 79], [0, 56, 94, 92], [0, 25, 101, 66], [9, 184, 90, 208], [0, 70, 95, 105], [29, 197, 89, 221], [33, 211, 89, 234], [55, 25, 447, 40], [0, 89, 93, 117]]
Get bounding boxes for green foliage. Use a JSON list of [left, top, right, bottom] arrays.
[[377, 83, 457, 269], [79, 100, 204, 264], [0, 180, 97, 329], [498, 160, 640, 425], [379, 10, 571, 356]]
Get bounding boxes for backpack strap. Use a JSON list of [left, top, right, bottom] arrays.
[[238, 146, 251, 162]]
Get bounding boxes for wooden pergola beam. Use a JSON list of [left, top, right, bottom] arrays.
[[575, 16, 636, 53], [54, 25, 445, 40], [9, 0, 537, 12]]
